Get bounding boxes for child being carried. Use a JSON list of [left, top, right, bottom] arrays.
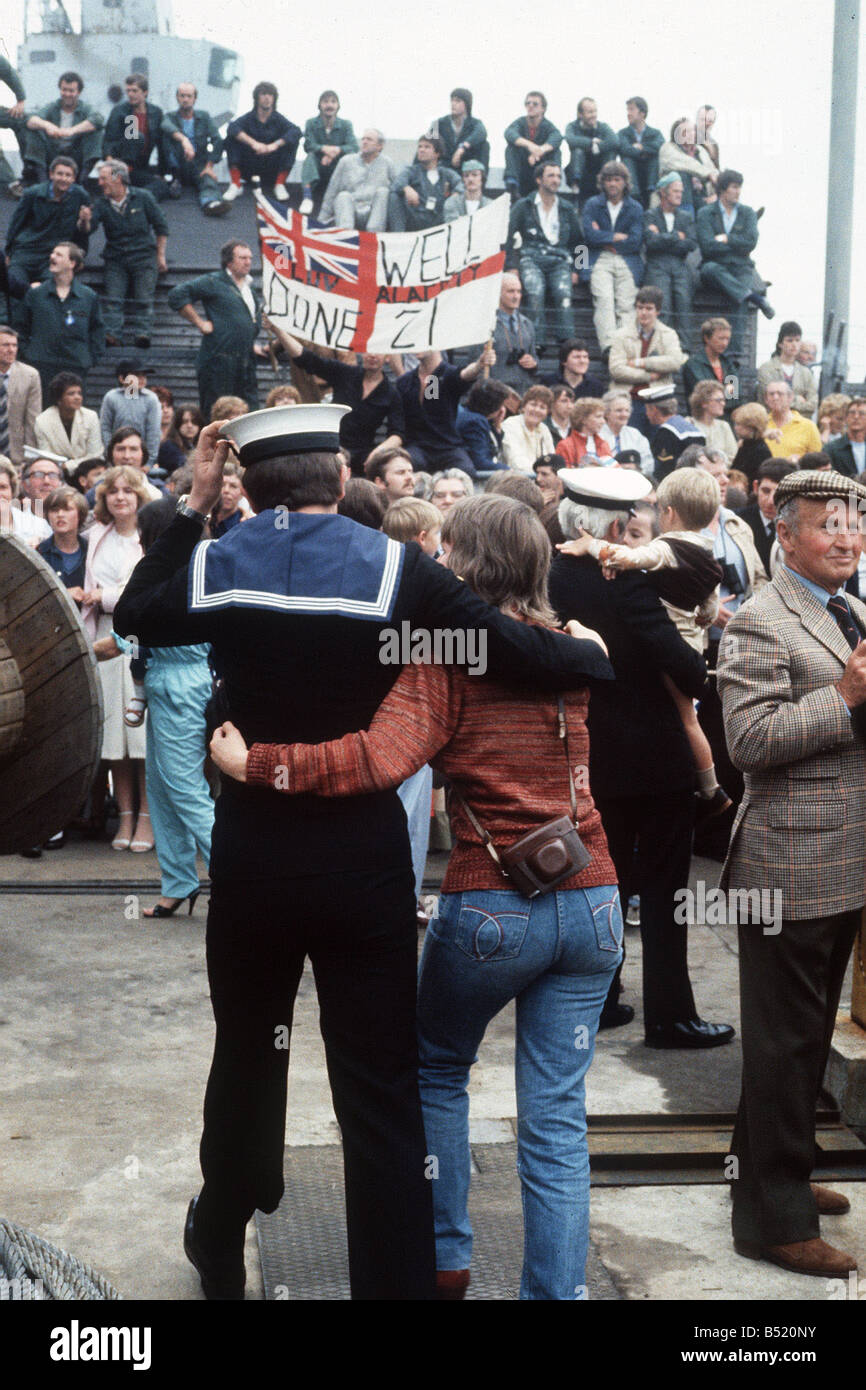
[[560, 467, 731, 819]]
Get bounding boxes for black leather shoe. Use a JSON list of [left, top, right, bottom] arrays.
[[645, 1019, 735, 1049], [598, 1003, 635, 1030], [184, 1196, 246, 1300]]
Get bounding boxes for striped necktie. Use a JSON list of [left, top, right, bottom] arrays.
[[0, 375, 9, 459], [827, 594, 861, 651]]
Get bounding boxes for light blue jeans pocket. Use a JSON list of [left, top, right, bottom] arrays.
[[585, 885, 625, 955], [437, 891, 531, 962]]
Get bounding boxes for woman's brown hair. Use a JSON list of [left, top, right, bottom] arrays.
[[441, 494, 555, 624]]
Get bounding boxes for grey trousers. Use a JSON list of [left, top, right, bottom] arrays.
[[332, 189, 389, 232]]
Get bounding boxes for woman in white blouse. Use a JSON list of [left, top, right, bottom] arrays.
[[688, 380, 737, 462], [34, 372, 102, 465], [501, 385, 555, 473], [81, 466, 152, 852]]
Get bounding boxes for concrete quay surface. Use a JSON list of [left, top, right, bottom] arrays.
[[1, 840, 864, 1308]]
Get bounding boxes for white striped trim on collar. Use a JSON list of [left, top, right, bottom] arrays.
[[189, 534, 403, 619]]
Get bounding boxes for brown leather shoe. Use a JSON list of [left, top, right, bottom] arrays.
[[811, 1184, 851, 1215], [435, 1269, 470, 1300], [735, 1237, 857, 1276]]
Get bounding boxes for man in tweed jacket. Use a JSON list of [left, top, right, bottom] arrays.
[[718, 469, 866, 1278]]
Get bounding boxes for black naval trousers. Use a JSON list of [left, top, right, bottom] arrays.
[[199, 866, 436, 1301], [594, 790, 698, 1029]]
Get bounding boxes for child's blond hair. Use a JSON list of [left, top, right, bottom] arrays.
[[383, 497, 442, 543], [656, 468, 720, 531]]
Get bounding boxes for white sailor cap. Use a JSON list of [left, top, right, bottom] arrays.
[[559, 465, 653, 510], [219, 403, 350, 466], [636, 383, 677, 404]]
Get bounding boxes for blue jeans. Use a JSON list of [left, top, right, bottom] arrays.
[[518, 252, 574, 352], [417, 884, 622, 1300], [397, 764, 433, 900], [166, 149, 222, 207]]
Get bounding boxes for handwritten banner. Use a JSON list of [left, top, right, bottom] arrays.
[[256, 191, 509, 354]]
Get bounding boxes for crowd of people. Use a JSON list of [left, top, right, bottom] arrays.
[[1, 64, 781, 363], [3, 58, 866, 1303]]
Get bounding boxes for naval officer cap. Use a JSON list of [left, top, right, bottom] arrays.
[[219, 403, 350, 467], [559, 465, 653, 510], [774, 468, 866, 509]]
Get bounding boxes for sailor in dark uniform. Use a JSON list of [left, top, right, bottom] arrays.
[[114, 404, 612, 1301], [549, 467, 734, 1048], [639, 383, 706, 480]]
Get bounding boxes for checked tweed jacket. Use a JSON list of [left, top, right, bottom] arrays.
[[718, 563, 866, 920]]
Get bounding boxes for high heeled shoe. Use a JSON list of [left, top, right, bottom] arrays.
[[129, 812, 154, 853], [143, 890, 200, 919], [112, 811, 135, 850]]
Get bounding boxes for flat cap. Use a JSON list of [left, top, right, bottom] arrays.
[[774, 468, 866, 509], [559, 465, 652, 510], [654, 171, 683, 191], [460, 159, 486, 174]]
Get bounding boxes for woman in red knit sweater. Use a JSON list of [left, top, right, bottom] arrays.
[[210, 495, 621, 1302]]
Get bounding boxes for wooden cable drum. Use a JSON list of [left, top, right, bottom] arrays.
[[0, 635, 25, 757], [0, 534, 104, 854]]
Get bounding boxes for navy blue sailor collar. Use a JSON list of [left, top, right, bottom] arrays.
[[188, 509, 405, 621]]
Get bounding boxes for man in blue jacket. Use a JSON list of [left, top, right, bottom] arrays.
[[503, 92, 563, 199], [103, 73, 169, 201], [644, 172, 697, 349], [21, 72, 104, 185], [0, 55, 29, 195], [456, 378, 510, 471], [387, 135, 461, 232], [224, 82, 300, 205], [617, 97, 664, 209], [161, 82, 227, 215], [4, 156, 89, 301], [167, 239, 267, 415], [298, 90, 358, 216], [581, 161, 644, 353], [430, 88, 490, 176], [696, 170, 773, 351], [19, 241, 103, 400], [507, 162, 583, 355], [564, 98, 618, 205], [81, 159, 168, 347]]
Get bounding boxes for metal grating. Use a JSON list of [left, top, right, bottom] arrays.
[[256, 1142, 621, 1301]]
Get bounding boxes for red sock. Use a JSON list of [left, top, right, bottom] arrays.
[[229, 166, 242, 187], [275, 171, 288, 186]]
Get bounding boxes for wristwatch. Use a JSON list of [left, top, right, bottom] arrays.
[[176, 496, 211, 525]]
